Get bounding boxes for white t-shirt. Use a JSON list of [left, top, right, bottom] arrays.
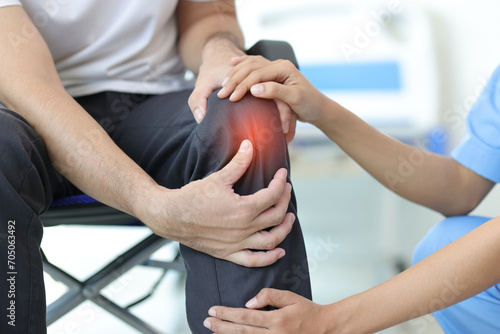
[[0, 0, 213, 97]]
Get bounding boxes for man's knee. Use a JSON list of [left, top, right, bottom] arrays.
[[412, 216, 490, 265], [198, 91, 285, 165], [0, 107, 40, 150], [0, 108, 55, 209]]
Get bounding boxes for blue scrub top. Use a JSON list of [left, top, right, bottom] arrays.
[[452, 65, 500, 183]]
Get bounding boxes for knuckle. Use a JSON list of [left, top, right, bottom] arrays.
[[245, 71, 263, 87], [253, 55, 265, 62], [259, 289, 270, 301], [269, 83, 280, 95], [233, 326, 248, 334], [272, 315, 287, 328], [273, 190, 284, 205], [288, 89, 301, 106], [212, 243, 230, 259], [283, 59, 294, 68], [268, 212, 283, 228], [262, 235, 280, 250], [250, 311, 265, 325], [210, 321, 220, 331], [239, 311, 251, 323], [276, 59, 288, 66], [242, 202, 258, 221], [241, 258, 254, 268]]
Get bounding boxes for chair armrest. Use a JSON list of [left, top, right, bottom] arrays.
[[246, 40, 299, 69]]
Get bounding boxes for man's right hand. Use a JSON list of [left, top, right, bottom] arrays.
[[139, 140, 295, 267]]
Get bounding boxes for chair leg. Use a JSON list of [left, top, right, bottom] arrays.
[[92, 294, 163, 334], [44, 234, 178, 333], [44, 261, 86, 325]]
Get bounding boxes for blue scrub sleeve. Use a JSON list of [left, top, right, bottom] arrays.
[[451, 65, 500, 183]]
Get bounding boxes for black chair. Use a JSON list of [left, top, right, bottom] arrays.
[[41, 40, 298, 334]]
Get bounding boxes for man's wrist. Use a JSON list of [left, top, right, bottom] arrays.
[[131, 183, 176, 236], [202, 32, 245, 62]]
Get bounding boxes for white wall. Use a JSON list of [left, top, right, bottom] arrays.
[[418, 0, 500, 147], [236, 0, 500, 147], [418, 0, 500, 216]]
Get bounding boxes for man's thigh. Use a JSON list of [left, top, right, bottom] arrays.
[[109, 89, 201, 188]]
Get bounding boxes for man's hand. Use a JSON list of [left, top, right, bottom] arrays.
[[204, 288, 332, 333], [140, 140, 295, 267], [176, 0, 245, 123], [188, 35, 245, 123]]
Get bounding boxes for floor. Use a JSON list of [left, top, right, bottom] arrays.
[[43, 144, 445, 334]]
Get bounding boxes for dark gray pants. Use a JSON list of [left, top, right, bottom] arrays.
[[0, 89, 311, 333]]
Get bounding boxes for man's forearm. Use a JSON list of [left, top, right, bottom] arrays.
[[0, 7, 161, 220], [9, 80, 161, 219], [177, 1, 245, 73]]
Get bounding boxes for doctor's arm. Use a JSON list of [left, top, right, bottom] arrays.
[[218, 57, 495, 217]]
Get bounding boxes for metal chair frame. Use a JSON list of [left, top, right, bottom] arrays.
[[41, 198, 185, 334]]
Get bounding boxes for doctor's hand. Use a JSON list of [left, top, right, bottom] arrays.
[[139, 140, 295, 268], [204, 288, 333, 334], [217, 56, 332, 130]]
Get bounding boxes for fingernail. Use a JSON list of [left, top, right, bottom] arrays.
[[203, 319, 211, 329], [283, 121, 290, 134], [238, 140, 250, 152], [208, 308, 216, 317], [250, 84, 264, 96], [194, 108, 203, 123], [221, 76, 230, 86], [217, 86, 227, 98], [245, 297, 258, 308], [278, 248, 286, 259]]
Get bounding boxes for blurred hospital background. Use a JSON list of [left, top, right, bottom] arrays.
[[44, 1, 500, 333]]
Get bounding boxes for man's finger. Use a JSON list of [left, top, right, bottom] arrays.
[[285, 113, 297, 144], [188, 87, 211, 123], [252, 182, 292, 229], [213, 140, 254, 186], [275, 99, 292, 134], [243, 212, 295, 251], [244, 168, 288, 215], [226, 247, 286, 268]]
